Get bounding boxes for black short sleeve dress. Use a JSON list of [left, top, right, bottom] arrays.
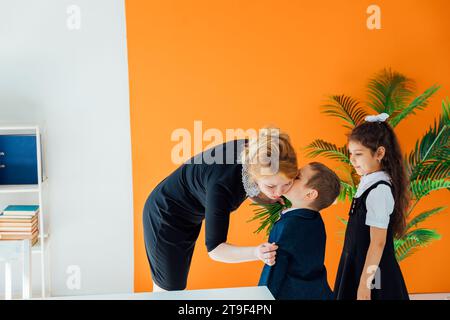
[[333, 181, 409, 300], [143, 139, 253, 290]]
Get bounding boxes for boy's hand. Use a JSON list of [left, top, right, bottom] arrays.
[[255, 242, 278, 266]]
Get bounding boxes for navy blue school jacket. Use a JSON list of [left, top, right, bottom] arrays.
[[258, 208, 333, 300]]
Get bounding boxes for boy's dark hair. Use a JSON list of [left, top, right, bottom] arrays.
[[348, 121, 409, 238], [305, 162, 341, 211]]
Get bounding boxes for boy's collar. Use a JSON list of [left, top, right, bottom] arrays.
[[280, 207, 319, 220]]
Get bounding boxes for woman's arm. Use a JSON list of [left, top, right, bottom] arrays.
[[357, 226, 387, 300], [208, 242, 278, 264]]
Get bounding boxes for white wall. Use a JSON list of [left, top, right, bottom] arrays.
[[0, 0, 134, 297]]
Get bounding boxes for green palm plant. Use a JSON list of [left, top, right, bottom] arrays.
[[248, 196, 292, 235], [249, 68, 449, 262]]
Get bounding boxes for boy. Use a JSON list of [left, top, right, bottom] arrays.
[[258, 162, 341, 300]]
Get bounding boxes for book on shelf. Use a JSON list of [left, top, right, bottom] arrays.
[[0, 229, 38, 236], [2, 205, 39, 216], [0, 214, 38, 220], [0, 222, 38, 232], [0, 214, 37, 224], [0, 218, 37, 227], [31, 236, 39, 246], [0, 207, 40, 244], [0, 229, 38, 240]]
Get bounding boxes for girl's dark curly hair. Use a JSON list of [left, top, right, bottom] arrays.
[[349, 121, 409, 237]]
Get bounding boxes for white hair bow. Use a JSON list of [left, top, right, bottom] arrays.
[[365, 113, 389, 123]]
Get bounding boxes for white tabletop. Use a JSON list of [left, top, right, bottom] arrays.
[[42, 286, 275, 300], [409, 293, 450, 300], [22, 289, 450, 300]]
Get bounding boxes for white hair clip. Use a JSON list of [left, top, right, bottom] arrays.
[[365, 113, 389, 123]]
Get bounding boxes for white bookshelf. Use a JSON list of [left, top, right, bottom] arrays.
[[0, 125, 49, 298]]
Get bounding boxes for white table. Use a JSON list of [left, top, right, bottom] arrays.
[[44, 286, 275, 300], [0, 239, 32, 299], [409, 293, 450, 300], [27, 286, 450, 300]]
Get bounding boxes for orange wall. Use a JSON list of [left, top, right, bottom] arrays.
[[125, 0, 450, 293]]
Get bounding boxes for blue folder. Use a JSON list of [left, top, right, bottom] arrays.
[[0, 135, 38, 185]]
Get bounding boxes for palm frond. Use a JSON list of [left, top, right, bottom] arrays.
[[408, 101, 450, 181], [443, 97, 450, 125], [367, 68, 416, 115], [410, 179, 450, 200], [305, 140, 350, 164], [409, 159, 450, 181], [395, 229, 441, 261], [321, 95, 368, 129], [332, 165, 359, 202], [406, 207, 446, 230], [337, 215, 348, 226], [338, 180, 357, 202], [337, 217, 348, 245], [335, 163, 360, 185], [389, 85, 441, 127], [248, 196, 292, 235]]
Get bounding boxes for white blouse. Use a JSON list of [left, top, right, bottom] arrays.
[[355, 171, 395, 229]]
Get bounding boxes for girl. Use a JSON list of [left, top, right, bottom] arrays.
[[334, 113, 409, 300], [143, 128, 298, 291]]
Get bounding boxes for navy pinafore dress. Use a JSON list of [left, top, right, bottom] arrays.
[[333, 181, 409, 300]]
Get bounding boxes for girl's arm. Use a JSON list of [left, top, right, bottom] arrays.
[[357, 227, 387, 300], [208, 242, 278, 264]]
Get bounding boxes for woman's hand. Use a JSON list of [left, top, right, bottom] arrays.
[[267, 197, 285, 205], [357, 282, 371, 300], [249, 194, 285, 205], [254, 242, 278, 266], [261, 197, 285, 205]]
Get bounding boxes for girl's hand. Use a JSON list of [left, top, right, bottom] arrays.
[[357, 282, 371, 300], [254, 242, 278, 266]]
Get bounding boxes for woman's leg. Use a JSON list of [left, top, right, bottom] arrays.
[[146, 229, 200, 291], [143, 196, 203, 291]]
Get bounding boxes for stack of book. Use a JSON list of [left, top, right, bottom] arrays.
[[0, 205, 39, 245]]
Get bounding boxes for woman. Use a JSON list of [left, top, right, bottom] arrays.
[[143, 128, 298, 291]]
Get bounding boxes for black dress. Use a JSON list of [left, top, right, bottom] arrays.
[[143, 139, 248, 290], [333, 181, 409, 300]]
